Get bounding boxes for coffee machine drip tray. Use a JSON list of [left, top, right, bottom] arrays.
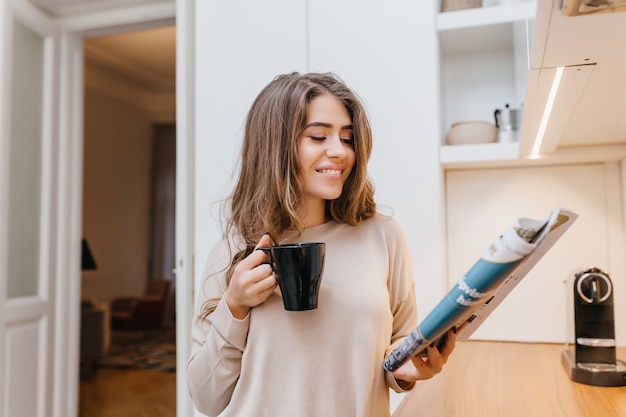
[[562, 350, 626, 386]]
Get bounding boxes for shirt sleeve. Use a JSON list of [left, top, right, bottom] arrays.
[[381, 218, 419, 393], [186, 240, 250, 416]]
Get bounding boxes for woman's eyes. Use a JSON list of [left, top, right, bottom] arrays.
[[309, 136, 354, 145]]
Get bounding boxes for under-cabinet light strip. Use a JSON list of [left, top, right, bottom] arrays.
[[530, 66, 564, 158]]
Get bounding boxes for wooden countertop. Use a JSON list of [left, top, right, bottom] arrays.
[[392, 341, 626, 417]]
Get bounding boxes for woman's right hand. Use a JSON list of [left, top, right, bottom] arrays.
[[224, 233, 277, 319]]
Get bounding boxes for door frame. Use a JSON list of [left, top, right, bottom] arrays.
[[45, 1, 194, 416], [173, 1, 195, 416]]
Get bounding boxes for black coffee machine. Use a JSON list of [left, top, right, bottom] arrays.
[[562, 267, 626, 386]]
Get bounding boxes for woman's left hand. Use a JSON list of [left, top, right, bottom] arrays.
[[391, 327, 458, 385]]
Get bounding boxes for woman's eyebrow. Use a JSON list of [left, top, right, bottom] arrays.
[[305, 122, 353, 130]]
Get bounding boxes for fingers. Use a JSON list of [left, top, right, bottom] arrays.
[[437, 329, 457, 362], [225, 233, 278, 316], [422, 344, 444, 373], [235, 259, 276, 293], [250, 232, 276, 289], [405, 338, 448, 379], [255, 232, 272, 250], [398, 353, 438, 382], [253, 264, 277, 291], [393, 328, 462, 385], [237, 233, 272, 271]]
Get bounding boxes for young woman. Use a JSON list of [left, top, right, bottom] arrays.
[[186, 72, 457, 417]]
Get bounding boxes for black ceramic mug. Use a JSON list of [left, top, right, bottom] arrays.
[[258, 242, 325, 311]]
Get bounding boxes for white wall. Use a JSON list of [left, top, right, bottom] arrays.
[[194, 1, 442, 413], [81, 86, 154, 302], [307, 0, 445, 315], [194, 0, 445, 318], [622, 158, 626, 230], [194, 0, 307, 280], [81, 46, 176, 303]]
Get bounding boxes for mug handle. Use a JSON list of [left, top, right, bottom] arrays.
[[256, 247, 274, 270]]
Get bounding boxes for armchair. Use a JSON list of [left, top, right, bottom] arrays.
[[110, 279, 172, 331]]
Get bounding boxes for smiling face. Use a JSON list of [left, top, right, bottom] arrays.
[[297, 93, 356, 221]]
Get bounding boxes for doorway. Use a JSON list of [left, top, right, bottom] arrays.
[[79, 25, 177, 416], [1, 1, 194, 415]]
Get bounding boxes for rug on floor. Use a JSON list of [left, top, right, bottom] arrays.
[[98, 327, 176, 372]]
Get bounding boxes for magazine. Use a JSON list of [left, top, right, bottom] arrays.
[[384, 207, 578, 372]]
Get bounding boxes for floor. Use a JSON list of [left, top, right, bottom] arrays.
[[79, 369, 176, 417]]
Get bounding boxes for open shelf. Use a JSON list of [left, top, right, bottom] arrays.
[[437, 2, 537, 167], [440, 142, 520, 167]]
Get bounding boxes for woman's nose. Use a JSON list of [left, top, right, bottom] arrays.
[[325, 136, 347, 159]]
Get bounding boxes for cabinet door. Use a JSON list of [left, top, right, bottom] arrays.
[[445, 163, 622, 343]]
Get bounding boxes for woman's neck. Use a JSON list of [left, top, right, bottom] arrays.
[[300, 199, 328, 228]]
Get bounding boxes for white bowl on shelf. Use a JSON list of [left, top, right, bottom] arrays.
[[446, 121, 498, 145]]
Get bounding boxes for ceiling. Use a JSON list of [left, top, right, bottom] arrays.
[[84, 25, 176, 91], [33, 0, 161, 17], [32, 0, 175, 91]]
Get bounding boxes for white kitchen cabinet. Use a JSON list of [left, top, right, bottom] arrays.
[[439, 2, 626, 347], [437, 1, 537, 165]]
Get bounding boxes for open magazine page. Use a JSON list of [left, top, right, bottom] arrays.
[[384, 208, 578, 372]]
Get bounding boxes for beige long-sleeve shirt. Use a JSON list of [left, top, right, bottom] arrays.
[[186, 215, 418, 417]]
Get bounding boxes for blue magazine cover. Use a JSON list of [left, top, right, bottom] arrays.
[[384, 208, 578, 372]]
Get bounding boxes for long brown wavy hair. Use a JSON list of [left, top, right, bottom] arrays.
[[201, 72, 377, 316]]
